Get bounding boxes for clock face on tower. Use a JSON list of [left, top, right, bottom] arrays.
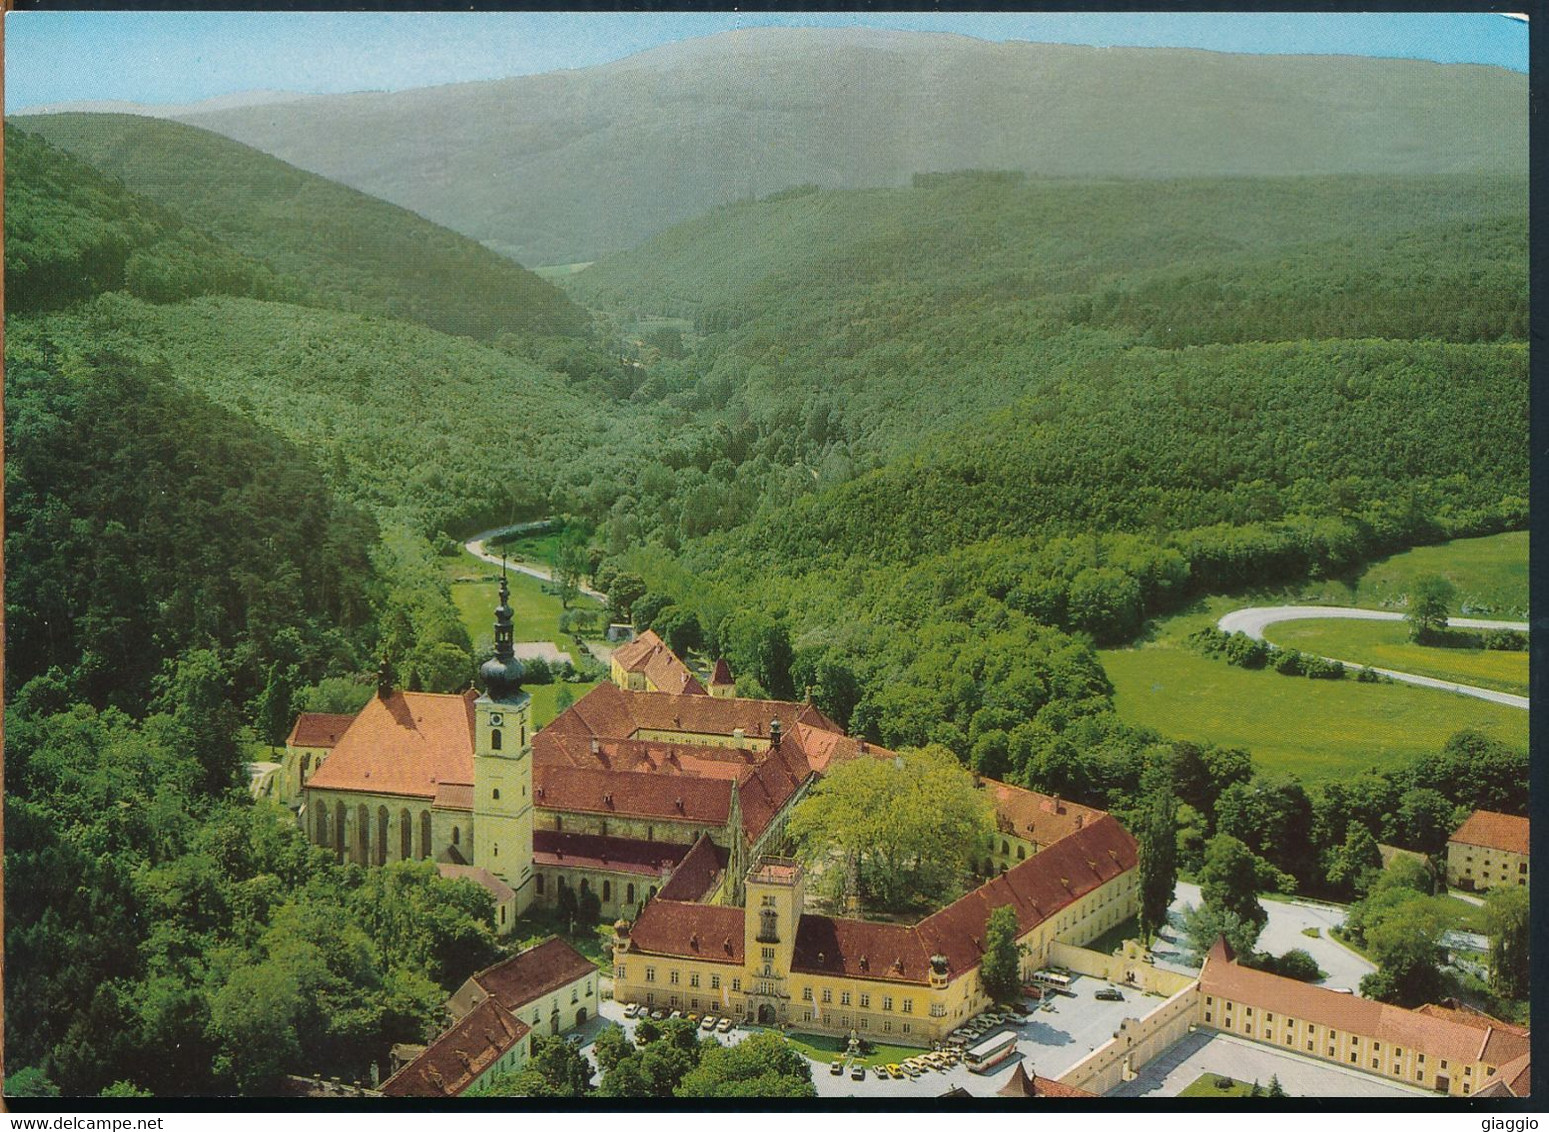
[[489, 713, 504, 727]]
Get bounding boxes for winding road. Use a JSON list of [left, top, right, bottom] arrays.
[[464, 526, 607, 603], [1216, 606, 1528, 710]]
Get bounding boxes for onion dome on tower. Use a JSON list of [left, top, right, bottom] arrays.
[[479, 568, 525, 701]]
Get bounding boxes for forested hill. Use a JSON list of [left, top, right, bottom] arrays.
[[140, 28, 1525, 263], [4, 126, 296, 313], [13, 115, 588, 340]]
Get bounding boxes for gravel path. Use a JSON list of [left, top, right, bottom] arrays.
[[464, 526, 607, 602], [1215, 606, 1528, 710]]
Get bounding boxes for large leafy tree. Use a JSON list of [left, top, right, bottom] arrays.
[[676, 1032, 816, 1098], [1405, 574, 1455, 640], [1484, 885, 1530, 1000], [786, 744, 994, 914], [476, 1035, 594, 1097], [1135, 776, 1179, 942], [1197, 835, 1268, 952], [979, 906, 1024, 1003]]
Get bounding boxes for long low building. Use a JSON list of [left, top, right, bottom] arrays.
[[1446, 809, 1529, 892], [611, 813, 1139, 1046], [1197, 938, 1530, 1097]]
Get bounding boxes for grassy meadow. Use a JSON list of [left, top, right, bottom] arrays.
[[1099, 648, 1527, 782], [1282, 531, 1528, 617], [446, 546, 603, 657], [1263, 618, 1527, 696]]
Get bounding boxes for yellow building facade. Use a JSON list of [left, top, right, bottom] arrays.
[[1445, 809, 1528, 892]]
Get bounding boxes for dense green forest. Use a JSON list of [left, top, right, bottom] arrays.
[[4, 100, 1527, 1095], [18, 117, 588, 340]]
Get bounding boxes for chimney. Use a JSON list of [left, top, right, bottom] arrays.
[[675, 797, 684, 812], [1075, 813, 1084, 829], [604, 792, 614, 807], [591, 738, 601, 756], [770, 718, 782, 749]]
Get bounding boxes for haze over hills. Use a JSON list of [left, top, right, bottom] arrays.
[[30, 27, 1521, 266], [16, 115, 587, 340]]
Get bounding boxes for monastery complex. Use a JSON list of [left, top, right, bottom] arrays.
[[279, 587, 1530, 1098]]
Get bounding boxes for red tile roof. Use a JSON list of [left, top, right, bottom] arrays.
[[913, 815, 1137, 979], [286, 711, 356, 749], [434, 783, 474, 811], [656, 834, 730, 902], [540, 682, 839, 752], [996, 1063, 1097, 1098], [379, 997, 527, 1097], [981, 778, 1106, 849], [533, 829, 695, 878], [449, 937, 598, 1022], [1449, 810, 1529, 856], [437, 864, 515, 905], [709, 659, 735, 687], [624, 900, 747, 966], [1200, 939, 1532, 1069], [304, 690, 474, 800], [534, 764, 732, 825], [737, 741, 813, 845], [793, 914, 932, 985], [612, 630, 707, 695]]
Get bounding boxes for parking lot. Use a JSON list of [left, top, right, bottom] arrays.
[[596, 971, 1168, 1098]]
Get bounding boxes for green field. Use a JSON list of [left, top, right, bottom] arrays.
[[447, 546, 602, 657], [1263, 618, 1527, 696], [1099, 648, 1527, 781], [1178, 1074, 1260, 1098]]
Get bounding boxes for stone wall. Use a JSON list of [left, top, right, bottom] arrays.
[[1057, 982, 1201, 1096], [1047, 939, 1195, 997]]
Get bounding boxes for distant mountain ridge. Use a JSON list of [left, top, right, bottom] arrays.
[[44, 26, 1523, 265]]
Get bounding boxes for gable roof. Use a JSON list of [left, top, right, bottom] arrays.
[[1200, 945, 1532, 1070], [304, 690, 474, 799], [709, 658, 735, 687], [1449, 809, 1529, 856], [436, 864, 515, 905], [737, 740, 813, 845], [996, 1062, 1097, 1098], [449, 937, 597, 1022], [534, 764, 733, 825], [611, 630, 707, 695], [378, 997, 527, 1097], [981, 778, 1106, 849], [533, 829, 697, 878], [540, 682, 840, 750], [792, 914, 932, 985], [656, 833, 730, 902], [286, 711, 356, 749], [624, 899, 747, 966], [914, 815, 1137, 978]]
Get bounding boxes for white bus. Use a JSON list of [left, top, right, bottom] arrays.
[[1031, 969, 1072, 988], [964, 1031, 1018, 1073]]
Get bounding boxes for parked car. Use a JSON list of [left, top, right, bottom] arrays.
[[885, 1064, 904, 1079], [623, 1003, 639, 1018], [850, 1064, 866, 1081], [566, 1034, 584, 1046], [650, 1009, 668, 1020], [830, 1060, 845, 1075], [717, 1017, 735, 1032], [700, 1015, 718, 1031], [1095, 988, 1125, 1002]]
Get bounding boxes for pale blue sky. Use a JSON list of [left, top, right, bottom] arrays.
[[5, 11, 1528, 113]]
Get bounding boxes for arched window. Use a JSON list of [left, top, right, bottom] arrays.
[[420, 811, 432, 859], [602, 880, 611, 902], [536, 874, 546, 895], [627, 883, 635, 904], [491, 728, 502, 751], [315, 805, 328, 846], [376, 807, 389, 866], [1017, 845, 1026, 860], [357, 804, 370, 864], [334, 801, 346, 860], [400, 808, 412, 860], [580, 878, 590, 896], [452, 825, 461, 846], [1001, 840, 1009, 855]]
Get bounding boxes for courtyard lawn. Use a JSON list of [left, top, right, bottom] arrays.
[[1437, 896, 1491, 936], [1086, 915, 1141, 956], [1099, 648, 1527, 782], [781, 1031, 927, 1067], [507, 908, 615, 972], [1178, 1073, 1259, 1098], [527, 681, 600, 728], [1262, 618, 1527, 697]]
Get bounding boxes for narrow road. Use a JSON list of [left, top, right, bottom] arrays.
[[464, 526, 607, 603], [1216, 606, 1528, 710]]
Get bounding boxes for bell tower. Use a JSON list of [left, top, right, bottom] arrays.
[[473, 568, 536, 913], [743, 857, 804, 981]]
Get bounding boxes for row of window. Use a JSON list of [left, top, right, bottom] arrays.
[[798, 986, 913, 1012], [803, 1011, 912, 1035]]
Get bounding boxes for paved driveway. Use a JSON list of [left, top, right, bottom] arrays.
[[1155, 882, 1375, 993], [1111, 1030, 1433, 1099]]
